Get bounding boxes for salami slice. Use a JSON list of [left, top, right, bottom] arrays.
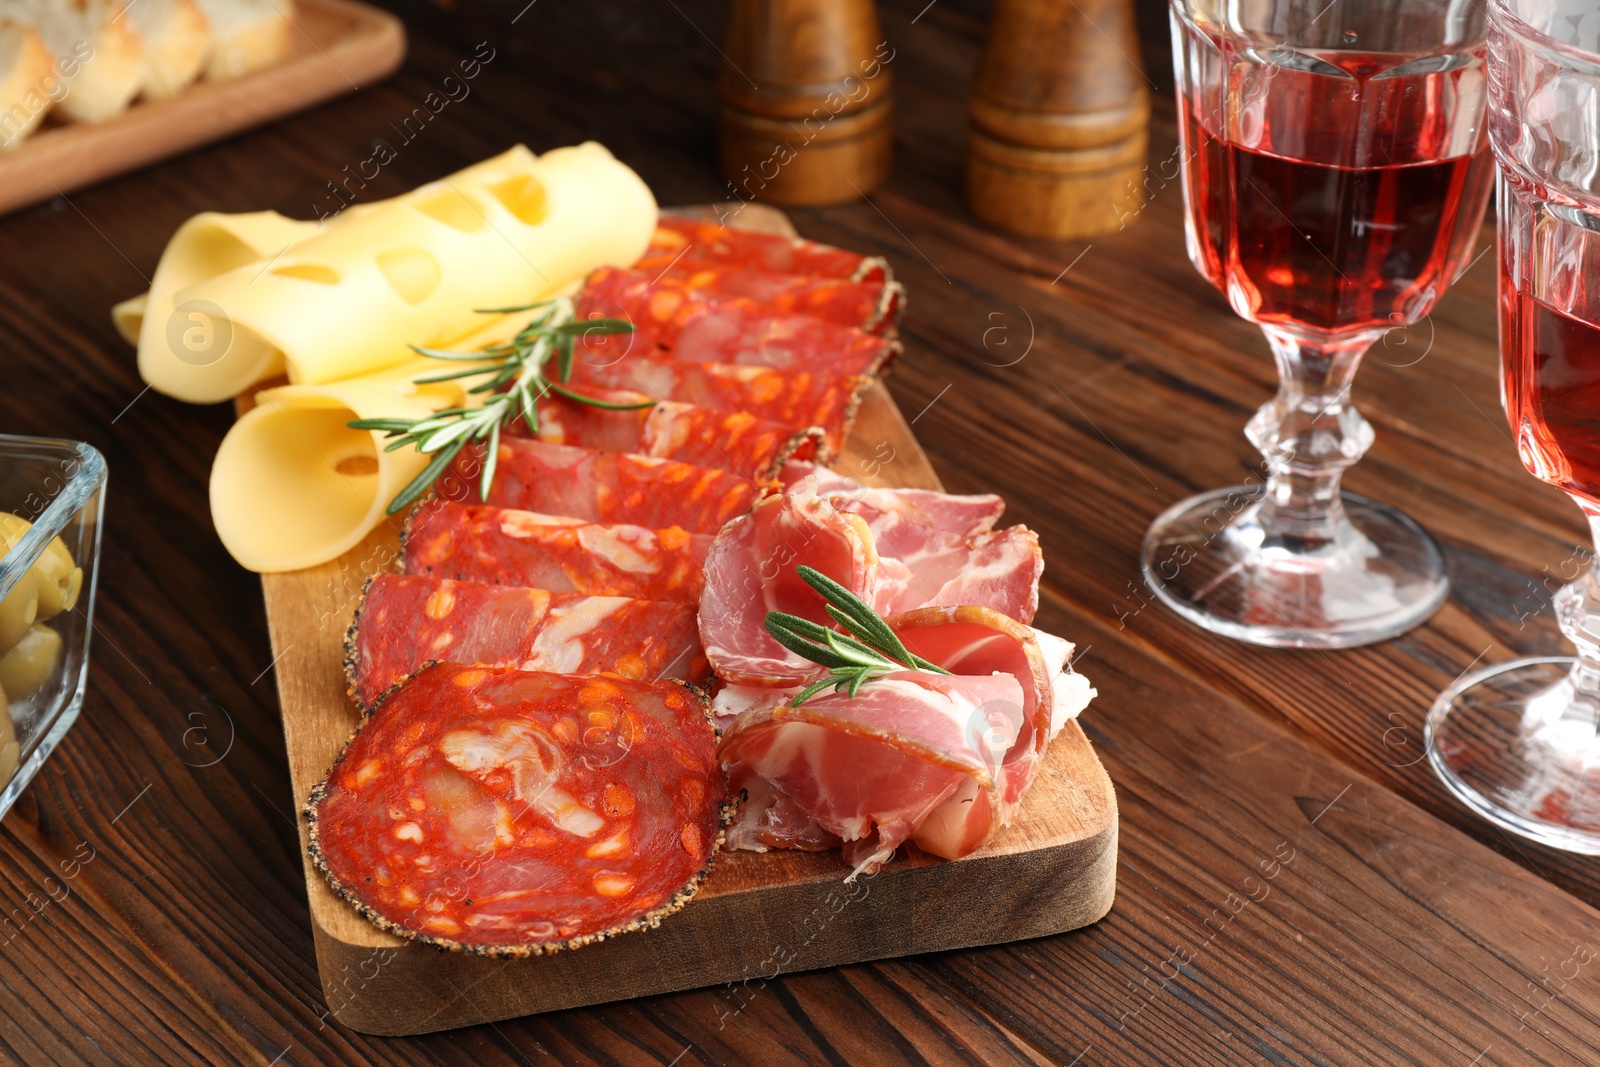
[[346, 575, 708, 710], [442, 439, 762, 535], [579, 265, 903, 339], [638, 215, 891, 284], [307, 664, 726, 955], [405, 503, 712, 602], [575, 269, 899, 383], [568, 351, 876, 454], [513, 388, 824, 478]]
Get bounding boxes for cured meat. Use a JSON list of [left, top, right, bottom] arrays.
[[699, 486, 887, 687], [568, 350, 876, 454], [699, 475, 1042, 686], [714, 607, 1095, 871], [578, 265, 903, 340], [574, 273, 897, 381], [780, 462, 1006, 544], [443, 439, 762, 535], [638, 215, 891, 284], [346, 575, 708, 710], [718, 671, 1025, 875], [307, 664, 726, 955], [405, 503, 712, 602], [513, 388, 825, 477]]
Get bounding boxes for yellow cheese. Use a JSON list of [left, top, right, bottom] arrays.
[[209, 358, 487, 573], [175, 143, 655, 397], [134, 210, 322, 403]]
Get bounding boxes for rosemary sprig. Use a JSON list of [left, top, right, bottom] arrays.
[[764, 565, 949, 707], [348, 298, 649, 514]]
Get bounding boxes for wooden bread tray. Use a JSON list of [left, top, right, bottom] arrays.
[[0, 0, 405, 216], [248, 203, 1118, 1035]]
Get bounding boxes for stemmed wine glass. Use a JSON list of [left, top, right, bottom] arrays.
[[1148, 0, 1496, 647], [1426, 0, 1600, 853]]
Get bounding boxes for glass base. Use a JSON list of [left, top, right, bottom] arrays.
[[1140, 486, 1449, 649], [1427, 657, 1600, 855]]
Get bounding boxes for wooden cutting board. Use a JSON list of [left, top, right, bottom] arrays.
[[249, 203, 1118, 1035], [0, 0, 404, 216]]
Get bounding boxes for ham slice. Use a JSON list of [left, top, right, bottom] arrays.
[[719, 671, 1024, 875], [780, 462, 1006, 546], [713, 607, 1096, 872], [442, 439, 762, 536]]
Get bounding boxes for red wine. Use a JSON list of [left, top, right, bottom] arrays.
[[1502, 269, 1600, 503], [1179, 50, 1495, 335]]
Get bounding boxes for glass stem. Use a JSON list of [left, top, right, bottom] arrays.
[[1550, 504, 1600, 732], [1245, 324, 1379, 546]]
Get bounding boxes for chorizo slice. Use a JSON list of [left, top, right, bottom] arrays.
[[579, 265, 904, 341], [441, 439, 762, 535], [638, 215, 891, 284], [346, 576, 709, 710], [568, 351, 878, 456], [307, 664, 727, 955], [510, 387, 825, 478], [403, 503, 712, 602]]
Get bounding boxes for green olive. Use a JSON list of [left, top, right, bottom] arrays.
[[0, 680, 17, 788], [0, 514, 80, 621], [0, 569, 36, 653], [0, 625, 60, 699]]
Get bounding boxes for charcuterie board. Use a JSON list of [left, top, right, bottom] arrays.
[[249, 203, 1118, 1035], [0, 0, 404, 217]]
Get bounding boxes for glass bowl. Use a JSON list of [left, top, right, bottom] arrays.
[[0, 435, 107, 820]]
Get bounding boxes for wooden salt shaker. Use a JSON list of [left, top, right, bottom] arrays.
[[967, 0, 1150, 238], [718, 0, 894, 207]]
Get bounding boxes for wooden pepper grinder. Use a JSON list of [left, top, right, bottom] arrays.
[[718, 0, 893, 207], [967, 0, 1150, 238]]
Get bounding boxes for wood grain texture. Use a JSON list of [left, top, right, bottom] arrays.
[[6, 0, 1600, 1061], [0, 0, 405, 217], [241, 201, 1115, 1033]]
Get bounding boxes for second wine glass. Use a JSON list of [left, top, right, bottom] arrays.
[[1147, 0, 1496, 648]]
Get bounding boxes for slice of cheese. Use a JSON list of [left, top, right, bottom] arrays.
[[210, 357, 486, 573], [132, 145, 655, 405]]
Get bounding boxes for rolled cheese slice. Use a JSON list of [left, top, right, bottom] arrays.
[[135, 209, 321, 403], [176, 143, 656, 399], [210, 358, 486, 573]]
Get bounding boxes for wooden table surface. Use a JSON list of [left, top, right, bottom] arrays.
[[5, 0, 1600, 1063]]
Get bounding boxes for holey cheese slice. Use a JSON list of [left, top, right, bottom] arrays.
[[211, 358, 486, 572], [155, 143, 655, 403]]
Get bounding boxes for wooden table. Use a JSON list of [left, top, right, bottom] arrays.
[[4, 0, 1600, 1062]]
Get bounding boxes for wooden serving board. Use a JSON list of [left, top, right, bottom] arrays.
[[251, 203, 1118, 1035], [0, 0, 404, 216]]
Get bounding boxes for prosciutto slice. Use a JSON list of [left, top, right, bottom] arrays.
[[713, 607, 1096, 872], [718, 671, 1025, 875], [516, 388, 823, 479], [638, 215, 891, 284], [346, 575, 708, 709], [405, 503, 712, 602], [780, 462, 1006, 545], [443, 439, 761, 535]]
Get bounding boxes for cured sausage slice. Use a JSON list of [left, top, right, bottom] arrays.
[[513, 388, 824, 478], [307, 664, 726, 955], [443, 439, 762, 535], [638, 216, 891, 284], [569, 351, 876, 455], [346, 575, 708, 710], [404, 503, 712, 602], [579, 265, 903, 340], [717, 671, 1025, 876]]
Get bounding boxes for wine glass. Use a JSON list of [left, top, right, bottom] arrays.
[[1147, 0, 1496, 647], [1426, 0, 1600, 853]]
